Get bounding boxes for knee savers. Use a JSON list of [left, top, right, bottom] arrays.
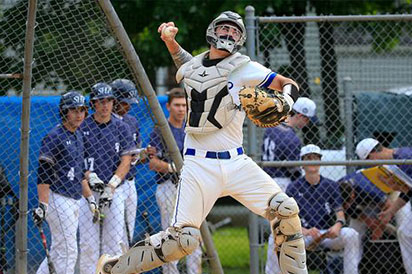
[[111, 227, 200, 274], [268, 193, 308, 274]]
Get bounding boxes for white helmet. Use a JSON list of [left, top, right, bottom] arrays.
[[206, 11, 247, 54]]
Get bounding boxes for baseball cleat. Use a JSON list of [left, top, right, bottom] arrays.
[[96, 254, 120, 274]]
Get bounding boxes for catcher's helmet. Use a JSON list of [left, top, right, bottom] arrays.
[[59, 91, 87, 119], [110, 79, 139, 104], [90, 82, 114, 101], [206, 11, 246, 54]]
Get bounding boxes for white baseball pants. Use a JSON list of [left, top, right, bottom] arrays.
[[122, 178, 137, 247], [78, 186, 126, 274], [36, 192, 80, 274]]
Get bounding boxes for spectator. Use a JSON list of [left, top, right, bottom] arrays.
[[148, 88, 202, 274], [78, 83, 136, 273], [356, 138, 412, 273], [339, 171, 391, 241], [264, 97, 317, 274], [287, 144, 361, 274]]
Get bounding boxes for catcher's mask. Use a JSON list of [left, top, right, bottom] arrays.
[[206, 11, 246, 54]]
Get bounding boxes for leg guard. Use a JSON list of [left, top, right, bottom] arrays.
[[96, 226, 201, 274], [268, 193, 308, 274]]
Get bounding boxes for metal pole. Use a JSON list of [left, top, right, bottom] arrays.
[[259, 159, 412, 167], [343, 77, 355, 174], [97, 1, 223, 273], [16, 0, 38, 273], [245, 5, 261, 274]]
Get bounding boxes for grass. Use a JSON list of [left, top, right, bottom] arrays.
[[208, 226, 320, 274]]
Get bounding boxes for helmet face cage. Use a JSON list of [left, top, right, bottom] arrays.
[[59, 91, 87, 119], [110, 79, 139, 105], [206, 11, 247, 54]]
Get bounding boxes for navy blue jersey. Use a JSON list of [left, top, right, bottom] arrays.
[[114, 113, 142, 180], [149, 121, 185, 184], [339, 171, 386, 218], [393, 147, 412, 178], [38, 124, 84, 199], [80, 115, 137, 183], [286, 176, 343, 230], [262, 123, 301, 178]]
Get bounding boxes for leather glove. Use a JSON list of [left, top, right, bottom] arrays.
[[88, 172, 105, 194], [33, 202, 48, 227]]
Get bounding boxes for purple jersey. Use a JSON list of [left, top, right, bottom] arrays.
[[115, 113, 142, 180], [286, 176, 343, 230], [262, 123, 301, 178], [338, 171, 386, 219], [393, 147, 412, 178], [38, 124, 84, 199], [149, 121, 185, 184], [80, 115, 136, 183]]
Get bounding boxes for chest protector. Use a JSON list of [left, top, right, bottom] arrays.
[[176, 51, 250, 134]]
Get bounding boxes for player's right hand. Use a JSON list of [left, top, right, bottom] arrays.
[[88, 172, 105, 194], [158, 22, 178, 42], [32, 202, 48, 227]]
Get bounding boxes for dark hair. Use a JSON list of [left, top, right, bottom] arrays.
[[167, 88, 185, 104], [339, 180, 354, 203]]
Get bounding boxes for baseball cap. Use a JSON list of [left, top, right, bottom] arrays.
[[292, 97, 319, 123], [300, 144, 322, 158], [355, 138, 379, 160]]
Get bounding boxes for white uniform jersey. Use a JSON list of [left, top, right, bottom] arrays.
[[185, 60, 276, 151]]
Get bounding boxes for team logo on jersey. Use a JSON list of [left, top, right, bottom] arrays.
[[198, 71, 209, 77], [115, 142, 120, 153], [83, 131, 90, 136], [66, 140, 72, 145]]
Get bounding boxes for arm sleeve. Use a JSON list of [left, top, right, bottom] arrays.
[[38, 134, 57, 164], [331, 181, 344, 212], [37, 160, 54, 185]]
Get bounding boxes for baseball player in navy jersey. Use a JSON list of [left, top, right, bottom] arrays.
[[263, 97, 317, 274], [33, 91, 96, 274], [149, 88, 202, 274], [78, 83, 137, 274], [287, 144, 361, 274], [111, 79, 143, 248], [356, 138, 412, 273], [339, 171, 390, 242], [97, 11, 307, 274]]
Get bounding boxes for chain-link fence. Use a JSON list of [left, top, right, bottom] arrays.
[[246, 6, 412, 274], [0, 1, 224, 273]]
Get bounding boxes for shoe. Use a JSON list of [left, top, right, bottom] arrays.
[[96, 254, 120, 274]]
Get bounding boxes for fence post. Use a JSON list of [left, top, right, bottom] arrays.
[[97, 1, 223, 273], [16, 0, 38, 273], [245, 5, 262, 274], [343, 77, 355, 174]]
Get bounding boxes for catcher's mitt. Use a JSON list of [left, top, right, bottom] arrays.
[[239, 86, 291, 128]]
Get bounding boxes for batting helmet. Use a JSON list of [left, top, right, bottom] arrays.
[[110, 79, 139, 104], [59, 91, 87, 119], [206, 11, 246, 54], [89, 82, 114, 101]]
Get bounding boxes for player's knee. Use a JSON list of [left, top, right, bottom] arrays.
[[267, 192, 299, 220], [341, 227, 359, 241]]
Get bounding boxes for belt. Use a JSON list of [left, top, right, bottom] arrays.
[[184, 147, 243, 160]]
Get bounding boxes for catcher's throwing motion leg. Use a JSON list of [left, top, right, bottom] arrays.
[[96, 226, 200, 274], [268, 192, 307, 274]]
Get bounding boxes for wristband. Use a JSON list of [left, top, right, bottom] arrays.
[[282, 83, 300, 103], [108, 175, 122, 188]]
